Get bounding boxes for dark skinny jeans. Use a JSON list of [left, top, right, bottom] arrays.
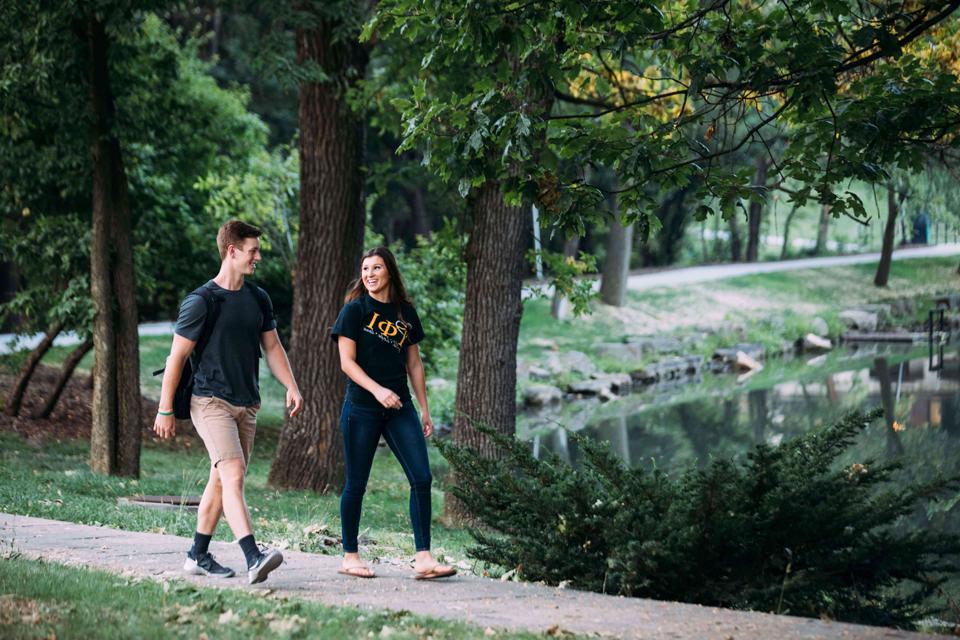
[[339, 398, 433, 553]]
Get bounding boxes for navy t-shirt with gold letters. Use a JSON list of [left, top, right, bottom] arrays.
[[330, 294, 424, 407]]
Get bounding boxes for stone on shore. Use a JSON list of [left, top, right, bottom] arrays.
[[735, 351, 763, 372], [802, 333, 833, 352], [544, 350, 598, 377], [523, 384, 563, 408], [839, 309, 878, 332], [811, 316, 829, 337]]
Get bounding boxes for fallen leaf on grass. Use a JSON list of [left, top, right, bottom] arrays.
[[218, 609, 239, 625], [268, 614, 306, 634]]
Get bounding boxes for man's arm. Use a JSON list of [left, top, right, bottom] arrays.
[[261, 329, 303, 417], [153, 334, 197, 439]]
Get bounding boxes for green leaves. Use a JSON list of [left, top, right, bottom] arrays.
[[442, 409, 960, 626]]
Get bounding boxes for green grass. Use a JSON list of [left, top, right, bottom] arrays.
[[0, 556, 549, 639], [0, 428, 475, 568]]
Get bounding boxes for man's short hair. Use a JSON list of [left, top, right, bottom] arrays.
[[217, 220, 262, 261]]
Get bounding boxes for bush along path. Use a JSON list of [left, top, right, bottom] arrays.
[[441, 409, 960, 632], [0, 510, 950, 639]]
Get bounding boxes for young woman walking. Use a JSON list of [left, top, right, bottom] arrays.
[[331, 247, 456, 580]]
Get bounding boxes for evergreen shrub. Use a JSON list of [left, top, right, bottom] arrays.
[[439, 409, 960, 628]]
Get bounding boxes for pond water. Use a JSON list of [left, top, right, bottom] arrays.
[[520, 341, 960, 531]]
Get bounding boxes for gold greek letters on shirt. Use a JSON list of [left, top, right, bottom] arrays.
[[365, 311, 410, 347]]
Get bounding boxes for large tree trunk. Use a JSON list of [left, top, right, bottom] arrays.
[[268, 19, 367, 492], [745, 159, 769, 263], [599, 191, 632, 306], [444, 181, 528, 523], [4, 321, 63, 417], [874, 183, 903, 287], [35, 338, 93, 419], [814, 203, 832, 255], [86, 15, 141, 477], [551, 234, 580, 320]]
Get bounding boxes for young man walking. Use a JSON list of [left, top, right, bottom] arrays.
[[154, 219, 303, 585]]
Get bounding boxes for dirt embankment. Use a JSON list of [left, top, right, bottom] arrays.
[[0, 365, 197, 446]]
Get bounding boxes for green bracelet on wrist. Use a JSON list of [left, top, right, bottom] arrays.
[[158, 410, 174, 416]]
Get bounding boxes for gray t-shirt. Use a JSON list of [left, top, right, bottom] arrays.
[[174, 280, 276, 406]]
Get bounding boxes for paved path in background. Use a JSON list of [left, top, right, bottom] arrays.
[[623, 243, 960, 291], [1, 513, 947, 640], [3, 244, 958, 355]]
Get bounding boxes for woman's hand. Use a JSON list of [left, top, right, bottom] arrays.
[[421, 411, 434, 438], [374, 386, 402, 410]]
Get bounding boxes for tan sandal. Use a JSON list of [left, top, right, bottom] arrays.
[[338, 564, 376, 579], [414, 565, 457, 580]]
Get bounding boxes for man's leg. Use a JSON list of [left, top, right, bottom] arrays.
[[215, 457, 253, 539], [184, 397, 234, 578], [196, 464, 224, 535]]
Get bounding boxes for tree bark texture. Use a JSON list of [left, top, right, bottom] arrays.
[[445, 181, 528, 522], [404, 185, 431, 238], [35, 338, 93, 419], [4, 321, 63, 417], [599, 192, 632, 307], [874, 184, 902, 287], [268, 20, 367, 493], [779, 202, 801, 260], [86, 15, 141, 477], [641, 186, 694, 266], [745, 158, 768, 263], [728, 214, 742, 263], [814, 203, 832, 255]]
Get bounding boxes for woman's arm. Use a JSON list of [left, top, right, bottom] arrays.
[[338, 336, 402, 409], [405, 344, 433, 438]]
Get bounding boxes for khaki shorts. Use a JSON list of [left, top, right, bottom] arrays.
[[190, 395, 258, 467]]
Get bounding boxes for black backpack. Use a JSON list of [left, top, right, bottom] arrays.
[[154, 281, 272, 419]]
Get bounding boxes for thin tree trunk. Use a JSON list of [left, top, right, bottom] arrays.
[[729, 214, 742, 263], [86, 15, 141, 477], [268, 18, 367, 493], [4, 321, 64, 417], [874, 357, 904, 458], [874, 184, 901, 287], [404, 185, 431, 238], [814, 203, 832, 255], [551, 234, 580, 319], [35, 338, 93, 419], [745, 159, 768, 262], [599, 191, 632, 306], [445, 181, 528, 523], [779, 202, 801, 260]]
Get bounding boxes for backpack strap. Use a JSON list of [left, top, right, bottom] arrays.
[[191, 285, 223, 365], [151, 283, 223, 377]]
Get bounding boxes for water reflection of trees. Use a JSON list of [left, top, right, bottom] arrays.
[[529, 353, 960, 532]]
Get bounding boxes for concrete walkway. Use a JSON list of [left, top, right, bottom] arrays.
[[623, 243, 960, 291], [0, 513, 946, 639]]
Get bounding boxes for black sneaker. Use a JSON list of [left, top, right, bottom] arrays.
[[247, 547, 283, 585], [183, 551, 236, 578]]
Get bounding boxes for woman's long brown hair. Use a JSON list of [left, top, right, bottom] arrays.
[[344, 247, 412, 306]]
